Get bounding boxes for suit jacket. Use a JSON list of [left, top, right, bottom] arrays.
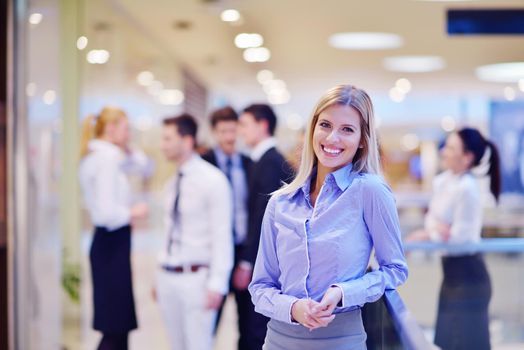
[[201, 149, 252, 178], [202, 149, 252, 261], [243, 147, 293, 265]]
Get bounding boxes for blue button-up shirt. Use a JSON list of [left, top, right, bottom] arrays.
[[248, 163, 408, 324]]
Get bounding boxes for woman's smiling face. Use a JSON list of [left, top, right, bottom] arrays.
[[312, 104, 362, 173]]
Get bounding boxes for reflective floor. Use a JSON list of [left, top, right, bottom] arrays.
[[31, 225, 524, 349], [78, 232, 240, 350]]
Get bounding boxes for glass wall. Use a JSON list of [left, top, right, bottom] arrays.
[[8, 1, 524, 349]]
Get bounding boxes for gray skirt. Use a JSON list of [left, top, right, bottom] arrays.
[[263, 309, 367, 350]]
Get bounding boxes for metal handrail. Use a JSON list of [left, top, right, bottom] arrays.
[[382, 289, 438, 350], [404, 238, 524, 253]]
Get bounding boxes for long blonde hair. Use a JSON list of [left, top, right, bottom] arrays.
[[80, 106, 127, 158], [275, 84, 381, 196]]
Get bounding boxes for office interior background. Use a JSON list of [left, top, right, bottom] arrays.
[[1, 0, 524, 349]]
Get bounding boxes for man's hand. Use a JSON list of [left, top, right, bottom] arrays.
[[205, 290, 224, 310], [232, 265, 252, 290]]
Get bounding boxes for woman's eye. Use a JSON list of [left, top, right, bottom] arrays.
[[319, 121, 331, 128], [342, 127, 354, 133]]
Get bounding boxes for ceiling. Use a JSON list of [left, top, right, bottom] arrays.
[[86, 0, 524, 120]]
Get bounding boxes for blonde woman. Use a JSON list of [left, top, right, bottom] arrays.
[[248, 85, 408, 349], [79, 107, 148, 350]]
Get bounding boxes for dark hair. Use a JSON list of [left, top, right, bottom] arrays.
[[210, 106, 238, 128], [243, 104, 277, 136], [163, 113, 198, 148], [456, 127, 501, 201]]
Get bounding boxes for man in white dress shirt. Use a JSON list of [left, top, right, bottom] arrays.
[[157, 113, 234, 350]]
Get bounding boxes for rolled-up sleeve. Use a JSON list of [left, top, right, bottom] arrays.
[[333, 177, 408, 308], [248, 196, 299, 324]]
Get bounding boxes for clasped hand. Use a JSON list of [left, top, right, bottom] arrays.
[[291, 287, 342, 331]]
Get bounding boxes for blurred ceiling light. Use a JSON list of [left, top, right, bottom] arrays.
[[504, 86, 516, 101], [402, 133, 420, 151], [220, 9, 241, 22], [267, 90, 290, 105], [147, 81, 164, 96], [86, 49, 110, 64], [263, 79, 287, 94], [476, 62, 524, 83], [441, 115, 456, 132], [286, 114, 304, 131], [384, 56, 445, 73], [158, 89, 185, 105], [395, 78, 412, 94], [77, 36, 88, 50], [29, 13, 43, 25], [389, 87, 405, 103], [43, 90, 56, 105], [519, 79, 524, 92], [26, 82, 37, 97], [257, 70, 274, 84], [243, 47, 271, 63], [329, 32, 403, 50], [137, 71, 155, 86], [235, 33, 263, 49]]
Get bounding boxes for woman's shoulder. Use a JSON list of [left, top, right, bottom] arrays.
[[457, 173, 480, 195], [356, 172, 391, 193]]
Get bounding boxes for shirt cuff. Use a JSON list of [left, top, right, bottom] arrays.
[[330, 285, 345, 307], [429, 229, 441, 242], [207, 274, 228, 295], [332, 279, 367, 309], [278, 295, 300, 325], [238, 260, 253, 270], [289, 299, 301, 325]]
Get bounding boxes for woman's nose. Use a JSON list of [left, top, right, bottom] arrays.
[[325, 130, 339, 142]]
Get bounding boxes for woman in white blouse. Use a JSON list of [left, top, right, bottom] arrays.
[[79, 107, 148, 350], [409, 127, 501, 350]]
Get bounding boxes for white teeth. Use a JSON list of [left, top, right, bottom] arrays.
[[323, 146, 342, 155]]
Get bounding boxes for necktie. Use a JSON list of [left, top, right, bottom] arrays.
[[173, 171, 183, 220], [167, 171, 183, 255], [224, 157, 237, 242], [225, 156, 233, 183]]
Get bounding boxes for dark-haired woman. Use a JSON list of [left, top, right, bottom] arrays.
[[409, 127, 501, 350]]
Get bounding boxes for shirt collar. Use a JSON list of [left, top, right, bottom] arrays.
[[293, 162, 354, 199], [88, 139, 125, 157], [330, 162, 354, 191], [250, 137, 277, 162], [178, 153, 200, 174], [214, 147, 239, 167]]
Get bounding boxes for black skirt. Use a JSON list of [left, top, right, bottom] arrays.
[[90, 225, 137, 333], [434, 254, 491, 350]]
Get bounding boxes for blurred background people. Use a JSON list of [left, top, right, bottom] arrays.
[[408, 127, 501, 350], [156, 114, 233, 350], [234, 103, 292, 350], [79, 106, 148, 350], [201, 106, 252, 340]]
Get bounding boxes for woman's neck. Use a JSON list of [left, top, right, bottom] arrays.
[[310, 166, 329, 206], [314, 166, 329, 193]]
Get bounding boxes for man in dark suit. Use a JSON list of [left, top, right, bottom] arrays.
[[201, 106, 253, 343], [235, 104, 292, 350]]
